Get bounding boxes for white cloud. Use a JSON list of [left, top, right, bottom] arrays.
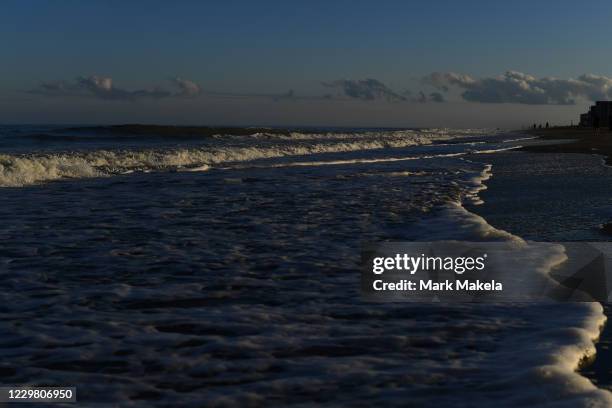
[[424, 71, 612, 105], [171, 77, 202, 97]]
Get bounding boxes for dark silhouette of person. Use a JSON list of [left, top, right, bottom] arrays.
[[545, 122, 549, 128], [533, 123, 537, 129], [538, 124, 542, 129]]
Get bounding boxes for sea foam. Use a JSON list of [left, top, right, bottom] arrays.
[[0, 128, 495, 187], [406, 162, 612, 406], [1, 127, 608, 406]]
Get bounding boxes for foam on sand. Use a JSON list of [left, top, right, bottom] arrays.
[[404, 161, 612, 406]]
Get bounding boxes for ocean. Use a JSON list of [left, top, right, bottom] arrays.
[[0, 125, 610, 406]]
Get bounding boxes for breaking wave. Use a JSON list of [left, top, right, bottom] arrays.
[[1, 124, 610, 406], [0, 129, 496, 187]]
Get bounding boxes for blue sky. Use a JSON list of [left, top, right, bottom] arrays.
[[2, 0, 612, 127]]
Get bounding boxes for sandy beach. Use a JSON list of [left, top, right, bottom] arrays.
[[521, 127, 612, 166]]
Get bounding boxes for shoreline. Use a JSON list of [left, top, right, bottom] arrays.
[[472, 135, 612, 395], [518, 126, 612, 166], [455, 156, 611, 404]]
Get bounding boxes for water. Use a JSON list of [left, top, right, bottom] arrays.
[[0, 125, 609, 406], [0, 126, 497, 187]]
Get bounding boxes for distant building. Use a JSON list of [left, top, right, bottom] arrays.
[[579, 101, 612, 127], [580, 112, 592, 127]]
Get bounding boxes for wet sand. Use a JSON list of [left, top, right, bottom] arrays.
[[520, 127, 612, 391], [520, 126, 612, 166]]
